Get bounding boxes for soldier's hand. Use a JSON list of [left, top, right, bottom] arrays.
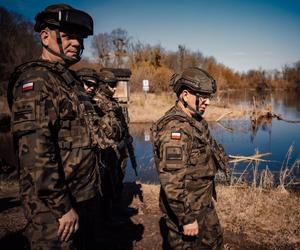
[[183, 220, 199, 236], [58, 208, 79, 242]]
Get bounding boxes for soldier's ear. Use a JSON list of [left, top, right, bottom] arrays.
[[181, 89, 189, 102], [40, 28, 50, 46]]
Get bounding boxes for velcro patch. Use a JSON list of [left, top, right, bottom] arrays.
[[22, 82, 34, 92], [171, 132, 181, 140], [166, 146, 183, 160]]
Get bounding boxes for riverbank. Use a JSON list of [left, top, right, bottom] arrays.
[[128, 92, 252, 123], [1, 182, 299, 249]]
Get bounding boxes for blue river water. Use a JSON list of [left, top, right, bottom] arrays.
[[125, 91, 300, 183]]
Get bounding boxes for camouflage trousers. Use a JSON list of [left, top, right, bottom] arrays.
[[24, 194, 103, 250], [24, 210, 74, 250], [164, 206, 223, 250], [101, 148, 127, 201]]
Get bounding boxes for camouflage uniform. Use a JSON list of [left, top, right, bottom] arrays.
[[152, 67, 225, 249], [77, 69, 130, 228], [8, 60, 113, 249], [93, 80, 128, 201]]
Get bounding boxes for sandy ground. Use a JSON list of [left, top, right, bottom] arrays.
[[1, 182, 299, 250]]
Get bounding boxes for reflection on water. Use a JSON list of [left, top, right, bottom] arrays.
[[219, 89, 300, 120], [125, 91, 300, 184]]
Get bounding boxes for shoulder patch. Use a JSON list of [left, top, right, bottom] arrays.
[[171, 131, 181, 140], [166, 146, 183, 160], [22, 82, 34, 92]]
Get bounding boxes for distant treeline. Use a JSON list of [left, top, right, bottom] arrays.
[[0, 7, 41, 83], [1, 7, 299, 93]]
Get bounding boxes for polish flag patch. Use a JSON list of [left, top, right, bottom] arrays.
[[22, 82, 34, 92], [171, 132, 181, 140]]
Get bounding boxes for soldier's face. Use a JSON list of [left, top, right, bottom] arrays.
[[183, 90, 210, 115], [198, 96, 210, 114], [41, 28, 83, 64], [60, 32, 83, 59], [83, 79, 97, 94], [84, 84, 95, 94], [108, 85, 116, 95]]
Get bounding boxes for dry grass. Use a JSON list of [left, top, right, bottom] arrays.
[[128, 92, 175, 123], [129, 183, 300, 249], [128, 92, 252, 123], [217, 186, 300, 248]]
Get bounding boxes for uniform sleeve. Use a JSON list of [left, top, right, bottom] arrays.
[[11, 73, 72, 219], [157, 125, 195, 226]]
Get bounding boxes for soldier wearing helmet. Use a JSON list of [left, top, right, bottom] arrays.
[[152, 67, 226, 249], [7, 4, 112, 249], [34, 4, 93, 65], [76, 68, 125, 226], [92, 70, 133, 226], [77, 68, 100, 97]]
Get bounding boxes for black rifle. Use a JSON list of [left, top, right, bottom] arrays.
[[117, 106, 138, 176]]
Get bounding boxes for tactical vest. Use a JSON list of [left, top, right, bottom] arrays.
[[94, 93, 125, 142], [8, 60, 95, 149], [152, 106, 217, 188]]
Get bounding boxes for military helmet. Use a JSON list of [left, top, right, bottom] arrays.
[[34, 4, 93, 38], [98, 70, 118, 86], [77, 68, 99, 86], [171, 67, 217, 96]]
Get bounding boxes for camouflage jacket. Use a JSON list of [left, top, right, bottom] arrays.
[[152, 104, 220, 228], [93, 92, 126, 144], [8, 60, 113, 220]]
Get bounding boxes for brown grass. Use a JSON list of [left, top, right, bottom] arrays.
[[129, 183, 300, 249], [217, 186, 300, 248], [128, 92, 252, 123], [128, 92, 175, 123]]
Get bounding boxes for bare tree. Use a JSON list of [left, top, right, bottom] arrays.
[[128, 40, 144, 67], [178, 44, 186, 71], [111, 28, 130, 68], [92, 28, 131, 68], [0, 7, 41, 81], [91, 32, 111, 67]]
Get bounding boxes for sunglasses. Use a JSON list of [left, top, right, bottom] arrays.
[[84, 79, 98, 88]]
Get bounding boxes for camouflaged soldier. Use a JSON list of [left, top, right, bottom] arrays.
[[77, 68, 127, 227], [152, 67, 227, 249], [7, 4, 113, 250], [77, 68, 99, 99], [93, 70, 131, 223]]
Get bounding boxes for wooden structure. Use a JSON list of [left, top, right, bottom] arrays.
[[100, 68, 132, 103]]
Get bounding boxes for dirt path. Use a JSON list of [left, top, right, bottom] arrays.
[[1, 182, 299, 249]]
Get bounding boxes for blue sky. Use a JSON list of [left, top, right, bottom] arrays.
[[2, 0, 300, 72]]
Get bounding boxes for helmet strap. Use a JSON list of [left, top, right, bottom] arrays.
[[178, 96, 203, 118], [55, 29, 65, 56], [195, 93, 200, 114]]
